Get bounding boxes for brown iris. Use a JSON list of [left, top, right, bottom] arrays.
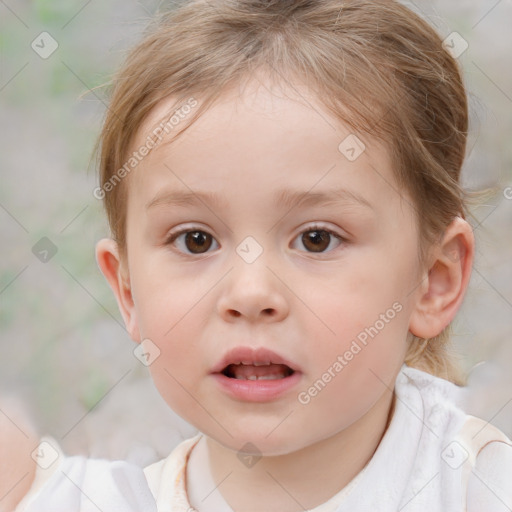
[[185, 231, 213, 253], [302, 230, 331, 253]]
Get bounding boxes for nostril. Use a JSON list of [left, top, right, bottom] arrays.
[[227, 308, 275, 318]]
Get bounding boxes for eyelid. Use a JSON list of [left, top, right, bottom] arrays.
[[296, 222, 347, 240], [166, 223, 212, 240]]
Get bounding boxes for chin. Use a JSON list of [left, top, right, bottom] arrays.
[[202, 422, 318, 457]]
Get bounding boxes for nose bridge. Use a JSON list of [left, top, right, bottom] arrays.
[[218, 241, 289, 322]]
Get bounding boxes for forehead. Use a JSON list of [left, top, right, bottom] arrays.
[[134, 78, 347, 156], [126, 77, 405, 217]]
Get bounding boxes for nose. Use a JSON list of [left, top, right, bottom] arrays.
[[217, 259, 289, 324]]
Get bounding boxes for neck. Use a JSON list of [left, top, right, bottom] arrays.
[[200, 389, 395, 512]]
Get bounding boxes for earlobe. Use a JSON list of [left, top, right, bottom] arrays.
[[409, 217, 474, 339], [95, 238, 141, 342]]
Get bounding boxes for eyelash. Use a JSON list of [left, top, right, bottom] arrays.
[[165, 224, 347, 256]]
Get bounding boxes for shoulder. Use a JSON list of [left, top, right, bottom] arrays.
[[16, 437, 157, 512], [395, 366, 512, 510], [464, 419, 512, 511]]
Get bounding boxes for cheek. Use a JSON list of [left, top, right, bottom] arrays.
[[143, 317, 208, 423], [296, 323, 408, 433], [131, 260, 210, 339], [303, 262, 408, 339], [130, 269, 211, 397], [297, 257, 413, 387]]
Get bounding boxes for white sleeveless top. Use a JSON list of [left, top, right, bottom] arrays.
[[16, 365, 512, 511]]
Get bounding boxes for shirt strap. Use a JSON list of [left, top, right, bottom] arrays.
[[455, 415, 512, 510]]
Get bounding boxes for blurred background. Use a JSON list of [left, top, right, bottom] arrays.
[[1, 0, 511, 467]]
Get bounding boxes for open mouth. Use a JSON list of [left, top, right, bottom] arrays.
[[221, 362, 295, 381], [212, 347, 301, 401]]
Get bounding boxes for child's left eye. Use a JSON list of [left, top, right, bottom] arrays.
[[291, 225, 345, 254]]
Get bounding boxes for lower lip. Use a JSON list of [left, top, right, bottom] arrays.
[[211, 372, 302, 402]]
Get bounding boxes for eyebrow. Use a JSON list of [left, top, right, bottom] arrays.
[[145, 187, 373, 211]]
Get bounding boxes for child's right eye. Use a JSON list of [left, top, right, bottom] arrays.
[[166, 228, 219, 255]]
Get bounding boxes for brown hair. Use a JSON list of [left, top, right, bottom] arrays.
[[97, 0, 469, 384]]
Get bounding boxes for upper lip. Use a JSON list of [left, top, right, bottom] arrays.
[[211, 346, 301, 374]]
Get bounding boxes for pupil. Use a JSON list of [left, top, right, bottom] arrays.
[[186, 231, 212, 253], [304, 230, 329, 252]]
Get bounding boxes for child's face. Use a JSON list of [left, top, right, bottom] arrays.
[[115, 79, 426, 455]]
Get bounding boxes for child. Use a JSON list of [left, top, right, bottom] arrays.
[[8, 0, 512, 510]]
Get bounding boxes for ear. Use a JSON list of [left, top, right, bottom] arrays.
[[95, 238, 141, 343], [409, 217, 474, 339]]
